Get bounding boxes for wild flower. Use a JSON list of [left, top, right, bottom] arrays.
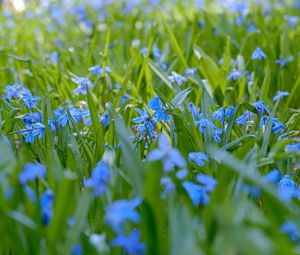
[[84, 161, 110, 197], [147, 133, 186, 172], [168, 71, 188, 87], [251, 47, 266, 60]]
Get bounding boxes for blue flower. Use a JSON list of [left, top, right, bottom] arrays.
[[212, 107, 225, 123], [262, 169, 281, 184], [72, 244, 83, 255], [88, 65, 111, 75], [23, 112, 42, 126], [19, 163, 46, 185], [227, 69, 243, 80], [252, 100, 269, 116], [236, 110, 253, 125], [281, 221, 300, 242], [225, 106, 234, 118], [105, 196, 142, 232], [160, 176, 175, 198], [176, 169, 188, 180], [259, 116, 284, 134], [40, 189, 54, 225], [148, 95, 163, 111], [285, 143, 300, 152], [168, 71, 188, 87], [5, 82, 23, 100], [84, 161, 110, 197], [214, 128, 223, 143], [276, 56, 293, 67], [111, 230, 145, 255], [251, 47, 266, 60], [19, 163, 46, 201], [184, 68, 197, 76], [188, 102, 199, 120], [284, 15, 298, 27], [48, 120, 57, 132], [195, 113, 216, 134], [272, 91, 289, 102], [21, 122, 46, 143], [21, 93, 40, 110], [182, 181, 210, 206], [147, 133, 186, 172], [132, 108, 156, 136], [188, 152, 209, 167], [278, 175, 300, 203], [196, 174, 217, 192], [72, 76, 93, 95], [247, 24, 256, 33], [141, 44, 161, 59]]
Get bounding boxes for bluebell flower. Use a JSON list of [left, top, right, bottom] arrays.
[[276, 56, 293, 67], [285, 143, 300, 152], [148, 95, 163, 111], [148, 96, 169, 123], [227, 69, 243, 80], [281, 221, 300, 242], [5, 82, 23, 100], [40, 189, 54, 225], [196, 174, 217, 192], [259, 116, 284, 134], [84, 161, 110, 197], [278, 175, 300, 203], [252, 100, 269, 116], [100, 111, 110, 128], [72, 76, 93, 95], [184, 68, 197, 76], [251, 47, 266, 60], [168, 71, 188, 87], [225, 106, 235, 118], [19, 163, 46, 201], [88, 65, 111, 76], [48, 120, 57, 132], [195, 113, 216, 134], [188, 152, 209, 167], [153, 109, 169, 123], [247, 24, 256, 33], [72, 244, 83, 255], [272, 91, 289, 102], [141, 44, 161, 59], [19, 163, 46, 185], [147, 133, 186, 172], [188, 102, 199, 120], [236, 110, 253, 125], [218, 58, 237, 66], [54, 107, 69, 127], [213, 128, 223, 143], [212, 107, 225, 123], [105, 196, 142, 232], [50, 51, 59, 65], [243, 184, 261, 198], [284, 15, 298, 27], [160, 176, 175, 198], [21, 122, 46, 143], [21, 93, 40, 110], [23, 112, 42, 126], [262, 169, 281, 184], [176, 169, 188, 180], [132, 108, 156, 136], [182, 181, 210, 206], [111, 230, 145, 255]]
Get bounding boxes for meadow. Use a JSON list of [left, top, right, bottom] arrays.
[[1, 0, 300, 254]]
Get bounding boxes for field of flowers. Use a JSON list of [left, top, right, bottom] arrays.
[[1, 0, 300, 254]]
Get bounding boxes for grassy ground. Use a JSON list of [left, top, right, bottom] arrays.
[[1, 0, 300, 254]]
